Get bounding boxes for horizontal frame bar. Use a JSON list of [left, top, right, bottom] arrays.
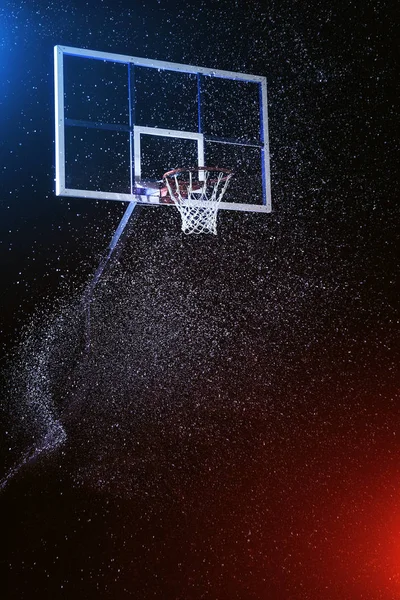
[[65, 118, 131, 132], [56, 45, 265, 83], [56, 187, 269, 212], [205, 135, 263, 148]]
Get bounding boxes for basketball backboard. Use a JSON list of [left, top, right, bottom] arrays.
[[54, 45, 271, 213]]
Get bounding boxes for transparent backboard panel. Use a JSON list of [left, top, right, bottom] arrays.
[[65, 128, 130, 193], [64, 55, 129, 125], [202, 78, 261, 144], [55, 46, 271, 212], [135, 67, 198, 131], [205, 143, 263, 205]]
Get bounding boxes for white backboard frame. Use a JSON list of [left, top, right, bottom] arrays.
[[54, 45, 271, 213]]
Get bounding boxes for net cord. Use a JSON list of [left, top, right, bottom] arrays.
[[163, 169, 233, 235]]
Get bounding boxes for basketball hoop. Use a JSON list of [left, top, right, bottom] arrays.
[[161, 167, 234, 235]]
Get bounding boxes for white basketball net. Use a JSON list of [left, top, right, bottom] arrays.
[[162, 168, 234, 235]]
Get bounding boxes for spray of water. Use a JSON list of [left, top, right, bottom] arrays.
[[0, 298, 85, 491]]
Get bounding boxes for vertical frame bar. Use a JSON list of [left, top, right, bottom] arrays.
[[54, 46, 66, 195], [128, 63, 135, 194], [197, 74, 205, 181], [197, 133, 205, 180], [133, 127, 142, 184], [259, 78, 271, 212], [197, 74, 203, 135]]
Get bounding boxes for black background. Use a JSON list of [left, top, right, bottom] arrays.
[[0, 1, 398, 598]]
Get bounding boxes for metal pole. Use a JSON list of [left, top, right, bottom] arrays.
[[82, 201, 138, 351]]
